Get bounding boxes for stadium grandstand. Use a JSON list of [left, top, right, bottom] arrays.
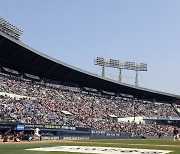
[[0, 17, 180, 141]]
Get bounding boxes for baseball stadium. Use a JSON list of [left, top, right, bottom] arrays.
[[0, 17, 180, 154]]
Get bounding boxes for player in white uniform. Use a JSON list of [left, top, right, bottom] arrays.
[[28, 128, 42, 142]]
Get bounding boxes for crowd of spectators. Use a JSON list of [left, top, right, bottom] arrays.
[[0, 73, 178, 136]]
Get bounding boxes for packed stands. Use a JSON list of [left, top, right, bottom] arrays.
[[0, 73, 178, 136]]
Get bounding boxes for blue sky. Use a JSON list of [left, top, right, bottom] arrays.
[[0, 0, 180, 95]]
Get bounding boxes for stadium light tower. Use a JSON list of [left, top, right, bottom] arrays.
[[94, 57, 109, 77], [0, 17, 23, 40], [109, 59, 125, 82], [94, 57, 147, 86], [134, 63, 147, 86], [109, 59, 136, 82], [94, 57, 135, 82]]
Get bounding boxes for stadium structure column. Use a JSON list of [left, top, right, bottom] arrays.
[[101, 65, 105, 77], [94, 57, 107, 78], [131, 99, 135, 135], [134, 63, 147, 87], [133, 99, 136, 121], [135, 69, 138, 87], [171, 103, 180, 117], [118, 67, 122, 82], [91, 100, 94, 128]]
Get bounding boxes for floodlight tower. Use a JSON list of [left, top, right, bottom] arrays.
[[94, 57, 147, 86], [94, 57, 107, 77], [134, 63, 147, 86], [95, 57, 136, 82], [109, 59, 136, 83], [118, 62, 123, 82], [0, 17, 23, 40], [109, 59, 123, 82], [94, 57, 125, 80]]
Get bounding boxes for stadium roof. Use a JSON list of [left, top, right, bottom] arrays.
[[0, 31, 179, 104]]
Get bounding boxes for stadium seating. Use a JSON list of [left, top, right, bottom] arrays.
[[0, 73, 178, 136]]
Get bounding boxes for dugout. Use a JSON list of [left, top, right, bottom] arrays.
[[143, 116, 180, 127]]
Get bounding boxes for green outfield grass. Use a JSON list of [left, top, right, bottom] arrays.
[[0, 139, 179, 154]]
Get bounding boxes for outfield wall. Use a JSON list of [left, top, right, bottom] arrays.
[[0, 123, 131, 140], [2, 122, 172, 140]]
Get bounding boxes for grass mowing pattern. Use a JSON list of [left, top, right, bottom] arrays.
[[0, 139, 179, 154]]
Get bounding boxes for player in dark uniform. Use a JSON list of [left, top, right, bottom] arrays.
[[158, 131, 163, 139], [173, 128, 180, 141]]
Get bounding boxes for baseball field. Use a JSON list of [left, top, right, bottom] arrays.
[[0, 139, 179, 154]]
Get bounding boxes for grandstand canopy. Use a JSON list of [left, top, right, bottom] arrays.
[[0, 31, 179, 104]]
